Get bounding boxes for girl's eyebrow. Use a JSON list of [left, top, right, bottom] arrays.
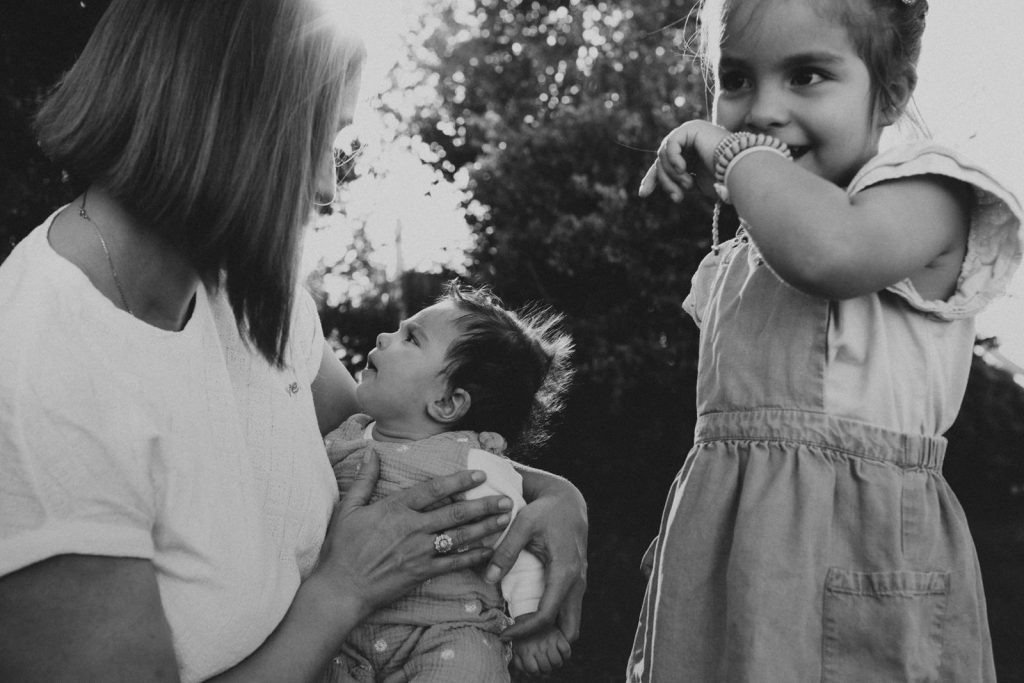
[[720, 51, 845, 69], [779, 51, 845, 68]]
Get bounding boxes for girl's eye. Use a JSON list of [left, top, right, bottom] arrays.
[[405, 332, 418, 345], [791, 69, 825, 87], [718, 71, 750, 93]]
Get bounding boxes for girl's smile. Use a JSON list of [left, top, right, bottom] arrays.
[[714, 0, 891, 186]]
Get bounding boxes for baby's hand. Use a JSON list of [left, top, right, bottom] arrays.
[[511, 623, 571, 676], [638, 120, 729, 202]]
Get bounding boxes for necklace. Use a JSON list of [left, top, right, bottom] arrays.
[[79, 191, 135, 316]]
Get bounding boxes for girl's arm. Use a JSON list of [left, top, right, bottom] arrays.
[[0, 458, 513, 683], [643, 120, 972, 301], [487, 464, 588, 642]]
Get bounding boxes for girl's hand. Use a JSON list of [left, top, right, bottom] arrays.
[[315, 450, 514, 619], [486, 474, 588, 642], [638, 120, 730, 202], [512, 624, 572, 676]]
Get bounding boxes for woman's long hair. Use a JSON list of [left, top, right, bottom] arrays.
[[35, 0, 365, 366]]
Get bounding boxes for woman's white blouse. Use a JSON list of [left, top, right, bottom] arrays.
[[0, 210, 339, 682]]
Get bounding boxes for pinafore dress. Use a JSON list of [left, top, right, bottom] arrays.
[[627, 142, 1023, 682]]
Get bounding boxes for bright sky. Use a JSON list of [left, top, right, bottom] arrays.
[[315, 0, 1024, 364]]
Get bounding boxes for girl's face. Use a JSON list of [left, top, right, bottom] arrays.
[[713, 0, 891, 186]]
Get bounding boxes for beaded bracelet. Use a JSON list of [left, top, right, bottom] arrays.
[[712, 132, 792, 204], [708, 132, 791, 254]]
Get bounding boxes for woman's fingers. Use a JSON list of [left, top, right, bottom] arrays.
[[395, 469, 486, 511], [431, 509, 512, 552], [555, 573, 586, 642], [337, 450, 379, 513]]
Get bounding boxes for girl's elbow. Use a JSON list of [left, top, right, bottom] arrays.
[[773, 254, 867, 300]]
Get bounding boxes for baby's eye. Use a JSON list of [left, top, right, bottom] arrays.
[[405, 331, 418, 345], [790, 69, 825, 87], [718, 70, 750, 93]]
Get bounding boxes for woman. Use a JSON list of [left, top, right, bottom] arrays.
[[0, 1, 587, 680]]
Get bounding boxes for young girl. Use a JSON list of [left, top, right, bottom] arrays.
[[629, 0, 1022, 680]]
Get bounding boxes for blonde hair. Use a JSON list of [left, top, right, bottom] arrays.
[[35, 0, 365, 366]]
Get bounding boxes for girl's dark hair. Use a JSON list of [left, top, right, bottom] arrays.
[[34, 0, 364, 366], [700, 0, 929, 125], [439, 281, 574, 456], [829, 0, 929, 122]]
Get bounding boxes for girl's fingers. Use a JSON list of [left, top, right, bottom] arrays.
[[638, 162, 659, 197], [656, 160, 685, 202]]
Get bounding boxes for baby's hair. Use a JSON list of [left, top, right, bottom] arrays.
[[698, 0, 929, 126], [439, 280, 574, 456]]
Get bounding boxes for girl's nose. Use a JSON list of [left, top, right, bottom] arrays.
[[376, 332, 388, 349], [744, 85, 789, 132]]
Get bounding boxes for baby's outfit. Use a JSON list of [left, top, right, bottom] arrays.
[[628, 142, 1022, 682], [323, 414, 543, 683]]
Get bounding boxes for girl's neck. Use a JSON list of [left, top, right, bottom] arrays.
[[58, 185, 200, 331]]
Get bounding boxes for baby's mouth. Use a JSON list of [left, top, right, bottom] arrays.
[[789, 145, 810, 160]]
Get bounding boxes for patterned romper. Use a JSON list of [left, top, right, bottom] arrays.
[[323, 414, 542, 683], [627, 142, 1022, 682]]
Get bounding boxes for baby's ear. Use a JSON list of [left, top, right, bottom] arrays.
[[428, 387, 471, 425]]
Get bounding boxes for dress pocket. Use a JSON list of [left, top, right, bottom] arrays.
[[821, 568, 949, 683]]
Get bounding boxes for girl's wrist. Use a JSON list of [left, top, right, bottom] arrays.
[[695, 122, 731, 174]]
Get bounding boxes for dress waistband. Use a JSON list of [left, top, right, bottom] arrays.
[[695, 409, 946, 471]]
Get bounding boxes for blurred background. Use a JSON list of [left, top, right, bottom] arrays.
[[3, 1, 1022, 680]]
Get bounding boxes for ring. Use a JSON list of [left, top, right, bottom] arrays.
[[433, 532, 455, 555]]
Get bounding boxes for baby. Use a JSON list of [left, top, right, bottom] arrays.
[[323, 280, 574, 682]]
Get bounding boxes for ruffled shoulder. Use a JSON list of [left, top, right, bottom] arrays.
[[847, 142, 1023, 319]]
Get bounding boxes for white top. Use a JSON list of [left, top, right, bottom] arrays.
[[0, 210, 339, 682], [827, 142, 1022, 433], [683, 142, 1022, 435]]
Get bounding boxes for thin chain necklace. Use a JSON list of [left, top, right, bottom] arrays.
[[79, 191, 135, 316]]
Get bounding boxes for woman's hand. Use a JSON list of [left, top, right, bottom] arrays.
[[638, 120, 729, 202], [486, 468, 588, 642], [315, 449, 515, 620]]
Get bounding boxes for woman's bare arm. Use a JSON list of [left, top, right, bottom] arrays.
[[312, 343, 360, 436], [0, 456, 512, 682]]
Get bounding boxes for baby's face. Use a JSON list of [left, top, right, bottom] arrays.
[[356, 301, 463, 424]]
